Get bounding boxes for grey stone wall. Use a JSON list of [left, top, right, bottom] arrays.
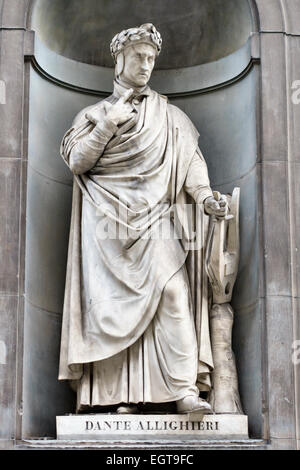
[[0, 0, 299, 450], [0, 0, 31, 449], [255, 0, 300, 450]]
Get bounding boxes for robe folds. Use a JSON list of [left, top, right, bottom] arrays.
[[58, 84, 214, 406]]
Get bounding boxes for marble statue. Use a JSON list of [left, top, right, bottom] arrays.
[[58, 23, 233, 415]]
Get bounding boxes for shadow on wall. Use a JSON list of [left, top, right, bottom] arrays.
[[31, 0, 253, 68]]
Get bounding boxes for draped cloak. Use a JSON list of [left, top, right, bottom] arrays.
[[58, 86, 214, 399]]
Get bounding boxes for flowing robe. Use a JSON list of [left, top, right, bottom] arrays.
[[58, 82, 214, 408]]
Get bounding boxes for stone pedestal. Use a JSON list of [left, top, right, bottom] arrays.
[[56, 414, 248, 441]]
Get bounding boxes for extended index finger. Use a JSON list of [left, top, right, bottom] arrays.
[[118, 88, 134, 103]]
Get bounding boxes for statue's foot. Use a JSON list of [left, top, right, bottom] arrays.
[[176, 395, 213, 414], [116, 404, 139, 414]]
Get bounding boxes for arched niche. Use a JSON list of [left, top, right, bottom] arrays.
[[23, 0, 261, 439], [30, 0, 253, 69]]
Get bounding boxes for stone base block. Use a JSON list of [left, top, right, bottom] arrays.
[[56, 413, 248, 441]]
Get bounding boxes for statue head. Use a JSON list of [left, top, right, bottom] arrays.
[[110, 23, 162, 87]]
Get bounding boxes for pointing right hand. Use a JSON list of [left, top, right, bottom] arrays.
[[104, 88, 136, 126]]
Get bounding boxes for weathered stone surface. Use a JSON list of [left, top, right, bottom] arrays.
[[265, 296, 297, 440], [255, 0, 284, 31], [0, 0, 298, 451], [0, 30, 24, 158], [57, 414, 248, 441], [0, 0, 30, 28], [0, 1, 27, 448], [262, 162, 291, 296], [172, 66, 258, 187], [260, 34, 287, 162], [0, 160, 21, 294], [294, 298, 300, 404], [22, 300, 75, 439], [15, 293, 24, 441], [28, 68, 95, 186], [287, 36, 300, 163], [18, 160, 28, 297], [269, 437, 297, 450], [256, 163, 267, 301], [232, 301, 262, 439], [282, 0, 300, 34], [0, 439, 14, 449], [25, 167, 72, 314], [289, 163, 300, 297], [0, 295, 18, 440], [19, 437, 267, 450], [291, 299, 300, 450]]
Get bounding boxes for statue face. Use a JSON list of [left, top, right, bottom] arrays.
[[120, 43, 156, 87]]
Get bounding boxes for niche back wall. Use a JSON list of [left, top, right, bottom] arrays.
[[22, 0, 261, 438]]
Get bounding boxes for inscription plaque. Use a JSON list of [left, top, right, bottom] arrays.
[[56, 414, 248, 441]]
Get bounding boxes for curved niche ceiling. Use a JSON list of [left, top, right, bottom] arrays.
[[31, 0, 253, 70]]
